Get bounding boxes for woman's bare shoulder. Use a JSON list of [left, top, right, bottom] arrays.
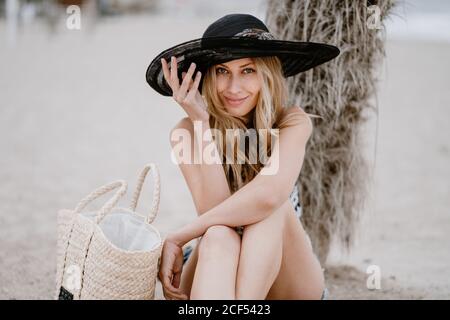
[[169, 117, 195, 148], [172, 117, 193, 131], [278, 106, 313, 131]]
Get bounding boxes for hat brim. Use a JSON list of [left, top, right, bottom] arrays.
[[146, 36, 340, 96]]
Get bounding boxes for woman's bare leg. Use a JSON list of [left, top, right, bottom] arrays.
[[234, 200, 287, 299], [236, 199, 325, 300], [179, 239, 200, 297], [266, 202, 325, 299], [189, 225, 241, 299]]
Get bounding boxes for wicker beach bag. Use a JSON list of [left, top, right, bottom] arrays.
[[56, 163, 163, 300]]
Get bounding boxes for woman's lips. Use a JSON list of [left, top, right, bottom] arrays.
[[225, 96, 248, 107]]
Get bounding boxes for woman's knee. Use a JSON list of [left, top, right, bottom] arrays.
[[199, 225, 241, 254], [244, 200, 291, 236]]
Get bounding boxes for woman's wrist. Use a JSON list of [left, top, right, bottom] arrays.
[[165, 232, 184, 247], [168, 214, 210, 247]]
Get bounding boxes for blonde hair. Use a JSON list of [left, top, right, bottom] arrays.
[[201, 56, 289, 193]]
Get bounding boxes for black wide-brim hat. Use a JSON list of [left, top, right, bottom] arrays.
[[146, 13, 340, 96]]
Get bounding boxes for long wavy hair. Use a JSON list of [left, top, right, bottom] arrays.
[[201, 56, 289, 193]]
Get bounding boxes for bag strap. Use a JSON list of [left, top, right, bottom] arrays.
[[129, 163, 160, 224], [73, 180, 127, 224]]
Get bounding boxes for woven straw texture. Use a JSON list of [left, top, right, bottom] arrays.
[[56, 163, 162, 300]]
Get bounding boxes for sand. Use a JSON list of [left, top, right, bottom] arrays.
[[0, 12, 449, 299]]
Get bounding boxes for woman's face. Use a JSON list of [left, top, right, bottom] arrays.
[[214, 58, 261, 120]]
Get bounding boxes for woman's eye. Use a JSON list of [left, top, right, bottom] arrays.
[[216, 67, 227, 74], [216, 67, 255, 75]]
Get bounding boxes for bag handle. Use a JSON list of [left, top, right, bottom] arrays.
[[74, 180, 128, 224], [129, 163, 160, 224]]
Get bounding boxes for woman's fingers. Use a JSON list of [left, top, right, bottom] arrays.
[[186, 71, 202, 100], [161, 270, 186, 297], [166, 286, 188, 300], [161, 275, 187, 300], [178, 62, 196, 100], [162, 286, 183, 300], [157, 239, 189, 300], [163, 287, 188, 300], [181, 72, 194, 90], [161, 271, 177, 293], [160, 58, 172, 89], [172, 271, 181, 289], [170, 56, 180, 94], [161, 57, 208, 122]]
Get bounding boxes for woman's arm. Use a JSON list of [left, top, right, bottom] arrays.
[[170, 117, 231, 216], [169, 106, 313, 246]]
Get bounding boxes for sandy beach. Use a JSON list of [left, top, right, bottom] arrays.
[[0, 9, 449, 299]]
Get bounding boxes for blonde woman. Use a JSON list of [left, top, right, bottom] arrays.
[[145, 13, 339, 300]]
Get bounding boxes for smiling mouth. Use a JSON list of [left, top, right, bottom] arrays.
[[225, 96, 248, 106]]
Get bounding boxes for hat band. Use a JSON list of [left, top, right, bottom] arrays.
[[233, 28, 276, 40]]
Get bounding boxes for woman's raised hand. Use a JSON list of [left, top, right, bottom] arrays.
[[161, 56, 209, 123]]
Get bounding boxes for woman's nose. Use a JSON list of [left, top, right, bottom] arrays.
[[226, 75, 244, 94]]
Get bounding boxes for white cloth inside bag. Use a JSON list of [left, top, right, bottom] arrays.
[[81, 208, 161, 252]]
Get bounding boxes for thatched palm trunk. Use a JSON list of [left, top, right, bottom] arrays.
[[266, 0, 395, 264]]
